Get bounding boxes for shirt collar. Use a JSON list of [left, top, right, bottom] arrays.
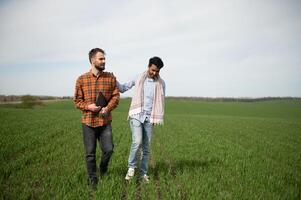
[[146, 77, 154, 82], [90, 67, 104, 77]]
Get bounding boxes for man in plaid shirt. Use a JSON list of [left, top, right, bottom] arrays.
[[74, 48, 119, 189]]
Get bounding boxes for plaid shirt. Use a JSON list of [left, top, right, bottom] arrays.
[[74, 70, 120, 127]]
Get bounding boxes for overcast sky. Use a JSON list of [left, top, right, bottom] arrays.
[[0, 0, 300, 97]]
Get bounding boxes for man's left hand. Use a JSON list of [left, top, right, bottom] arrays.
[[100, 107, 109, 114]]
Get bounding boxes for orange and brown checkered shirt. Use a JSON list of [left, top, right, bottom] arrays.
[[74, 70, 120, 127]]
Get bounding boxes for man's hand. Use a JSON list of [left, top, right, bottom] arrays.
[[87, 103, 101, 112], [100, 107, 109, 114]]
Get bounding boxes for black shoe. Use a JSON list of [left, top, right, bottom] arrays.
[[88, 177, 98, 190], [99, 166, 108, 176]]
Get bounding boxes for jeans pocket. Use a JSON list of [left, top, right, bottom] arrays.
[[130, 118, 141, 127]]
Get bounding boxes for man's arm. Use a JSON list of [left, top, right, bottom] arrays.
[[117, 75, 137, 93], [104, 76, 120, 112], [74, 76, 89, 111]]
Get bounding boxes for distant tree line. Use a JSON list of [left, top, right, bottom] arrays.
[[0, 95, 72, 102], [1, 95, 300, 103], [166, 96, 301, 102]]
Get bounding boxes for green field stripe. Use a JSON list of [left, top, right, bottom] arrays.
[[155, 137, 189, 200], [149, 149, 162, 200], [153, 115, 300, 199]]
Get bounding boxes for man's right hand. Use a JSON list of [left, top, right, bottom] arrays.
[[87, 103, 101, 112]]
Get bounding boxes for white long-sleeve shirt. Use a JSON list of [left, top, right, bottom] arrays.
[[117, 74, 166, 123]]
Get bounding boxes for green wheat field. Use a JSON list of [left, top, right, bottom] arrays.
[[1, 99, 301, 199]]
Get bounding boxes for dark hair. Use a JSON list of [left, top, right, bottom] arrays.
[[89, 48, 105, 64], [148, 56, 164, 69]]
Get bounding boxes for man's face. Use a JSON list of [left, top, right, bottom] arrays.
[[147, 64, 160, 79], [92, 52, 106, 71]]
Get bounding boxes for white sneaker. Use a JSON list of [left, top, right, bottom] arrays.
[[125, 168, 135, 180], [141, 175, 150, 183]]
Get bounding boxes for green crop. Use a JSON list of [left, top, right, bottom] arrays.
[[1, 99, 300, 199]]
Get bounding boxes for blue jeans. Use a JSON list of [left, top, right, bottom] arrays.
[[128, 117, 153, 176]]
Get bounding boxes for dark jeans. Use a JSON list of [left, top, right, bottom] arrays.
[[82, 123, 114, 180]]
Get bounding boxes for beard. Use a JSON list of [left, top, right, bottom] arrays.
[[95, 63, 105, 71], [147, 71, 157, 79]]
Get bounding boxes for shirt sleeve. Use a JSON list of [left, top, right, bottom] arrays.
[[106, 75, 120, 112], [162, 79, 166, 96], [74, 76, 89, 111], [117, 74, 138, 93]]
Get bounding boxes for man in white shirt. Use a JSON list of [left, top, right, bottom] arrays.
[[118, 56, 165, 183]]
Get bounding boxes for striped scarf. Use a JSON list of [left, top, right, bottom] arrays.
[[128, 71, 165, 125]]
